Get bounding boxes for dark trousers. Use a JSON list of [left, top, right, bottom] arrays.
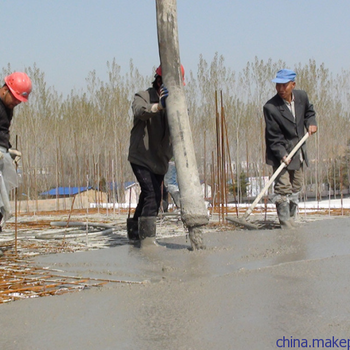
[[131, 163, 164, 220]]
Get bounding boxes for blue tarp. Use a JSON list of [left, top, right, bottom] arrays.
[[40, 186, 93, 196]]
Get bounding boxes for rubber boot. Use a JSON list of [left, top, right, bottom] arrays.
[[275, 197, 294, 229], [138, 216, 158, 247], [289, 192, 300, 227], [127, 218, 140, 241]]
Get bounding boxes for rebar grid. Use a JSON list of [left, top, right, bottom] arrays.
[[0, 251, 106, 303], [0, 238, 143, 304]]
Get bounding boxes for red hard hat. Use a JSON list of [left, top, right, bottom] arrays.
[[4, 72, 32, 102], [155, 64, 186, 85], [155, 65, 162, 77]]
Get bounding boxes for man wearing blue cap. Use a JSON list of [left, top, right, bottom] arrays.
[[263, 69, 317, 229]]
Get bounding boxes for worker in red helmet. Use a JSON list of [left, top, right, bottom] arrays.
[[0, 72, 32, 237], [127, 64, 185, 246], [0, 72, 31, 148]]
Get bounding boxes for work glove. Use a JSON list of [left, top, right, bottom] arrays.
[[9, 149, 21, 164], [159, 84, 169, 109]]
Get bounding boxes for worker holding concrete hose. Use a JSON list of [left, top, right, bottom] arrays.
[[0, 72, 32, 234], [263, 69, 317, 229], [127, 65, 184, 246]]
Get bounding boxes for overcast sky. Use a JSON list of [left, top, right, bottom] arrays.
[[2, 0, 349, 95]]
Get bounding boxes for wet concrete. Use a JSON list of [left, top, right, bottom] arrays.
[[1, 217, 350, 349]]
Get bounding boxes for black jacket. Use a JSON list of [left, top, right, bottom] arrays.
[[263, 89, 316, 170], [0, 99, 12, 150]]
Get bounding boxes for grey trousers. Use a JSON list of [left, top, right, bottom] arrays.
[[273, 164, 303, 196]]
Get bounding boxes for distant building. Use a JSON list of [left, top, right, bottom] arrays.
[[40, 186, 93, 198]]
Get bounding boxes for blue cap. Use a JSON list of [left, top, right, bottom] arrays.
[[272, 69, 296, 83]]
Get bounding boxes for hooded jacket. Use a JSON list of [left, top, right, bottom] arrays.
[[128, 87, 173, 175], [263, 89, 316, 170]]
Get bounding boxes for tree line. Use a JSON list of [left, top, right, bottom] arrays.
[[2, 54, 350, 203]]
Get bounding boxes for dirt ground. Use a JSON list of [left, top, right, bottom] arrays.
[[1, 209, 350, 349]]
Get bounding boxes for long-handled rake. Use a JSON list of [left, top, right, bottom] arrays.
[[226, 132, 310, 230]]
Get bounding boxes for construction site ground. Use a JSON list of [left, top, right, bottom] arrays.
[[0, 206, 350, 349]]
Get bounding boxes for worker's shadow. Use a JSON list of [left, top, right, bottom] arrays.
[[96, 219, 192, 250], [100, 229, 131, 247], [128, 240, 191, 250], [158, 241, 192, 250]]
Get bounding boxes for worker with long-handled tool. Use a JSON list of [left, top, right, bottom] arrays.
[[127, 65, 185, 246], [264, 69, 317, 229], [0, 72, 31, 237]]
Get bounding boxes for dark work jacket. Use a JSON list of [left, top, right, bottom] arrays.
[[263, 89, 316, 170], [0, 98, 12, 150], [128, 87, 173, 175]]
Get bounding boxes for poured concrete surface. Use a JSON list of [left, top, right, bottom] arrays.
[[1, 217, 350, 349]]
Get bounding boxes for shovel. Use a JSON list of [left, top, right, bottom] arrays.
[[226, 132, 310, 230]]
